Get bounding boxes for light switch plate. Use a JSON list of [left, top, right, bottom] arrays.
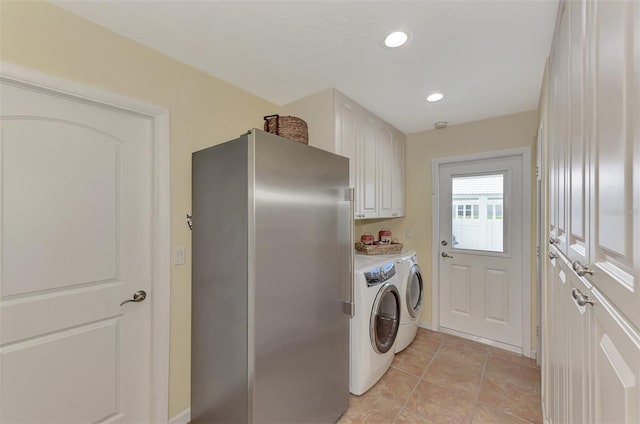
[[174, 247, 186, 266]]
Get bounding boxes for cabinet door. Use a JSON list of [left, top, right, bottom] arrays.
[[551, 252, 570, 424], [589, 288, 640, 423], [377, 124, 394, 218], [357, 115, 378, 218], [587, 0, 640, 329], [567, 0, 589, 266], [562, 258, 592, 424], [548, 2, 569, 254], [391, 129, 405, 217], [335, 94, 359, 191], [555, 4, 571, 256]]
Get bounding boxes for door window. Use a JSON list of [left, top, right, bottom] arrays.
[[407, 267, 423, 318], [371, 284, 400, 353], [451, 173, 505, 252]]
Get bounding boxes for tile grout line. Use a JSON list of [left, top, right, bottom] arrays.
[[469, 350, 490, 424], [391, 340, 444, 424]]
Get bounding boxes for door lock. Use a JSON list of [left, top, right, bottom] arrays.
[[441, 252, 453, 258]]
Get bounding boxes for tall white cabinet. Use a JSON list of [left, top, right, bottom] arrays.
[[285, 88, 405, 219], [545, 1, 640, 423]]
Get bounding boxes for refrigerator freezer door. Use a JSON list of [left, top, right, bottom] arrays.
[[252, 131, 350, 423]]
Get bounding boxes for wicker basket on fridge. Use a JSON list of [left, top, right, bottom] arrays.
[[263, 114, 309, 145]]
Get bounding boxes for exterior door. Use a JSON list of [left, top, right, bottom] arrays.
[[1, 79, 154, 422], [438, 155, 525, 349]]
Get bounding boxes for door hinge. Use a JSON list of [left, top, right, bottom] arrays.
[[186, 214, 193, 231], [536, 325, 540, 337]]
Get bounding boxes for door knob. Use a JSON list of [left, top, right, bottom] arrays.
[[441, 252, 453, 258], [120, 290, 147, 306], [548, 251, 557, 259]]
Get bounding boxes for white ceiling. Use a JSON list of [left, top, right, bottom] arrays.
[[52, 0, 558, 134]]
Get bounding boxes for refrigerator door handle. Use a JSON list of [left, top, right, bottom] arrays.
[[343, 187, 355, 317]]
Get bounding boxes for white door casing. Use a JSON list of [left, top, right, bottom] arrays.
[[0, 63, 170, 423], [432, 148, 532, 356]]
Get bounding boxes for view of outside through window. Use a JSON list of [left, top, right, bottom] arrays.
[[451, 173, 504, 252]]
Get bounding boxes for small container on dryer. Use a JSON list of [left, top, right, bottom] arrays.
[[378, 228, 392, 245], [360, 232, 375, 245]]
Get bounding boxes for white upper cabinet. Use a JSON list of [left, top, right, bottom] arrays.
[[546, 1, 640, 423], [334, 94, 360, 190], [285, 88, 405, 220], [587, 0, 640, 330], [378, 124, 394, 217], [357, 114, 379, 218], [548, 0, 640, 329]]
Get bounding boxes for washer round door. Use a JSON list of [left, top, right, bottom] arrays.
[[370, 282, 400, 354], [406, 264, 424, 319]]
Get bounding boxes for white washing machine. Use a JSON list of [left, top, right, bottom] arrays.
[[393, 251, 424, 352], [350, 256, 402, 395]]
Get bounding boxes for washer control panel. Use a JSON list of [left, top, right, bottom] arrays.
[[363, 262, 396, 286]]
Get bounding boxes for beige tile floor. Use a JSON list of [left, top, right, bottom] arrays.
[[339, 328, 541, 424]]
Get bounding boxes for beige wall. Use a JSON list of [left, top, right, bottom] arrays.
[[356, 110, 539, 349], [0, 1, 282, 417]]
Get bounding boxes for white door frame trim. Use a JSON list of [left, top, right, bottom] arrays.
[[0, 61, 172, 422], [431, 147, 532, 357]]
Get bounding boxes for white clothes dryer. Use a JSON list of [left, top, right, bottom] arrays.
[[350, 257, 401, 395], [392, 251, 424, 352]]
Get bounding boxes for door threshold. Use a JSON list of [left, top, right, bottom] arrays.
[[438, 326, 527, 356]]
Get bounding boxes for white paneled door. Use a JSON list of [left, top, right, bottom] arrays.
[[1, 79, 155, 423], [438, 154, 527, 350]]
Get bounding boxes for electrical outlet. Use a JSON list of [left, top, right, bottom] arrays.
[[174, 247, 186, 266], [405, 229, 412, 239]]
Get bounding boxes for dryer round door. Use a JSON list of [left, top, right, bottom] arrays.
[[406, 264, 424, 319], [370, 282, 400, 354]]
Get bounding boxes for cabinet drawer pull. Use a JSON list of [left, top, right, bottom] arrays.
[[571, 288, 594, 307], [571, 260, 594, 277]]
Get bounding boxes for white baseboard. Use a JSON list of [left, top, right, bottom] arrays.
[[417, 320, 432, 330], [169, 408, 190, 424]]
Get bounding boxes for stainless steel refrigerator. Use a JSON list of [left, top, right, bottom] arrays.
[[191, 129, 353, 423]]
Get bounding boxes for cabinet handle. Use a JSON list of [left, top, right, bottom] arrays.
[[571, 288, 595, 307], [571, 260, 594, 277], [548, 251, 557, 259], [549, 236, 560, 245]]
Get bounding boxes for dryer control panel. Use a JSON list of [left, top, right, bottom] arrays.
[[363, 262, 396, 286]]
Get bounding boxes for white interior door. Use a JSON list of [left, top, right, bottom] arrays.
[[438, 155, 525, 349], [1, 79, 154, 423]]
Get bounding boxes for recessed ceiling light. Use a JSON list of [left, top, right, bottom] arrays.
[[384, 31, 408, 48], [427, 93, 444, 102]]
